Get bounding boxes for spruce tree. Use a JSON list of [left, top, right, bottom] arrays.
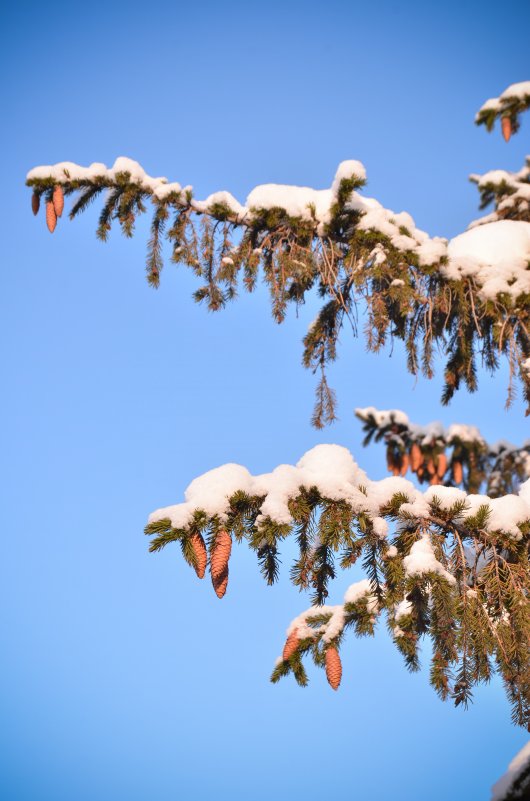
[[27, 79, 530, 799]]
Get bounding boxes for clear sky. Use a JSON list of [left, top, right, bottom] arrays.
[[2, 1, 530, 799]]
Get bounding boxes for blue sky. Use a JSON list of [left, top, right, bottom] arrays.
[[2, 1, 530, 799]]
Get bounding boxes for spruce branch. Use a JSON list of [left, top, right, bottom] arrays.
[[26, 149, 530, 423], [145, 444, 530, 726], [354, 405, 530, 497]]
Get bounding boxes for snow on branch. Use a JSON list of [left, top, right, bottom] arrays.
[[145, 444, 530, 725], [491, 741, 530, 801], [476, 81, 530, 140], [355, 406, 530, 497], [26, 157, 530, 423], [470, 156, 530, 227]]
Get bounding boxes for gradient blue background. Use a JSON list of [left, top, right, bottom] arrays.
[[2, 1, 529, 799]]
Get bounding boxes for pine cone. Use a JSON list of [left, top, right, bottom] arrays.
[[283, 630, 300, 661], [410, 443, 423, 472], [52, 185, 64, 217], [426, 458, 436, 477], [452, 460, 463, 485], [501, 116, 512, 142], [190, 531, 207, 579], [436, 452, 447, 479], [388, 451, 401, 477], [31, 191, 40, 216], [46, 201, 57, 233], [213, 566, 229, 599], [210, 530, 232, 597], [325, 646, 342, 690], [400, 452, 410, 477]]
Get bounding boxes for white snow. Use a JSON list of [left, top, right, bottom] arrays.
[[355, 407, 485, 446], [356, 406, 410, 428], [491, 740, 530, 801], [446, 424, 485, 445], [321, 606, 346, 643], [499, 81, 530, 102], [285, 578, 378, 646], [395, 598, 413, 620], [403, 535, 456, 584], [446, 221, 530, 299], [149, 443, 530, 540], [193, 190, 247, 219], [331, 159, 367, 193], [424, 485, 467, 510], [246, 184, 333, 223], [343, 578, 373, 605]]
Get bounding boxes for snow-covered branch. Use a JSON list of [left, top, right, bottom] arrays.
[[26, 157, 530, 423], [470, 156, 530, 227], [476, 81, 530, 140], [491, 741, 530, 801], [355, 406, 530, 496], [145, 444, 530, 725]]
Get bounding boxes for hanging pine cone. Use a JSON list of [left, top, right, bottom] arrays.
[[410, 443, 423, 472], [212, 566, 229, 599], [501, 116, 512, 142], [31, 191, 40, 216], [46, 201, 57, 233], [190, 531, 207, 579], [426, 458, 436, 477], [429, 474, 440, 486], [387, 451, 401, 476], [325, 646, 342, 690], [52, 185, 64, 217], [436, 452, 447, 480], [452, 460, 463, 485], [399, 452, 409, 477], [210, 529, 232, 597], [283, 630, 300, 661]]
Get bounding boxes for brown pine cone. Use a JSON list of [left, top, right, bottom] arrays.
[[283, 630, 300, 661], [426, 458, 436, 477], [213, 566, 229, 599], [410, 443, 423, 472], [210, 530, 232, 577], [210, 530, 232, 597], [452, 460, 463, 485], [46, 201, 57, 233], [429, 474, 440, 486], [190, 531, 207, 579], [400, 452, 410, 477], [501, 116, 512, 142], [52, 185, 64, 217], [325, 646, 342, 690], [31, 191, 40, 216], [436, 452, 447, 479]]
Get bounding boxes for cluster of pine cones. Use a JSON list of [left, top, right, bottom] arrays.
[[189, 529, 232, 599], [388, 443, 463, 486], [283, 630, 342, 690], [32, 186, 64, 233]]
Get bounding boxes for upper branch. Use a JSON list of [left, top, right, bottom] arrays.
[[26, 157, 530, 421], [476, 81, 530, 140]]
